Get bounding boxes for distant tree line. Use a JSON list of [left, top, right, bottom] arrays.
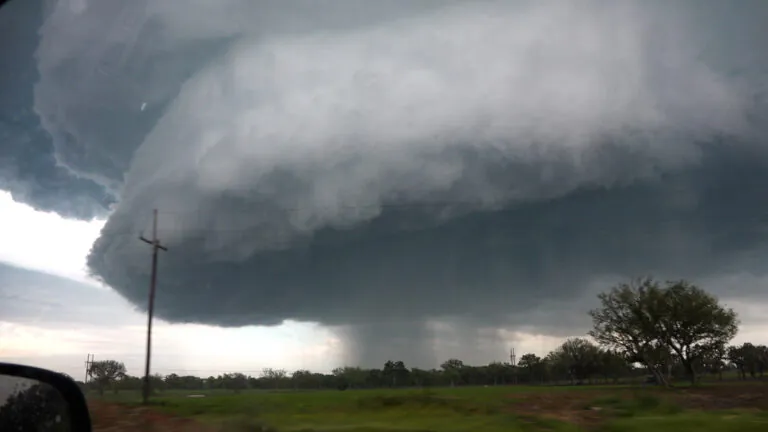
[[83, 278, 767, 395]]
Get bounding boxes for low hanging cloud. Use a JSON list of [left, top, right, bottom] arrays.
[[3, 0, 768, 365]]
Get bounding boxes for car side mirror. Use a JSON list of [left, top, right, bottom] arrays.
[[0, 362, 92, 431]]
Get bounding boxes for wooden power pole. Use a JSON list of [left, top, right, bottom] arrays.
[[84, 354, 94, 383], [139, 209, 167, 405]]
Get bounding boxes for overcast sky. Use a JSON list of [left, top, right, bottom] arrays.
[[2, 0, 768, 377]]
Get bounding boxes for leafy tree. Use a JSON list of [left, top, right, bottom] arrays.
[[440, 359, 464, 387], [383, 361, 409, 387], [548, 338, 601, 383], [164, 374, 204, 390], [518, 353, 544, 383], [115, 374, 143, 392], [87, 360, 127, 396], [757, 345, 768, 377], [291, 369, 314, 389], [589, 278, 669, 385], [518, 353, 539, 370], [332, 366, 366, 389], [728, 343, 764, 379], [260, 368, 288, 389], [222, 373, 249, 392], [598, 349, 631, 384], [409, 368, 432, 387], [163, 373, 182, 388], [149, 374, 166, 393], [365, 368, 383, 388], [486, 361, 507, 385], [699, 344, 727, 380], [658, 280, 738, 383], [589, 277, 738, 385]]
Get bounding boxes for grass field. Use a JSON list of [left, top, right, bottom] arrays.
[[87, 383, 768, 431]]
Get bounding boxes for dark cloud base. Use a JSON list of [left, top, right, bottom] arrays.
[[88, 141, 768, 329]]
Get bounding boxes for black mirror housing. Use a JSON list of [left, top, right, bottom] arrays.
[[0, 362, 92, 431]]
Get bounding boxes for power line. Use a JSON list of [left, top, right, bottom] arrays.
[[138, 209, 167, 405]]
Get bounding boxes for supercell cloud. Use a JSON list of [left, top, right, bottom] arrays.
[[2, 0, 768, 365]]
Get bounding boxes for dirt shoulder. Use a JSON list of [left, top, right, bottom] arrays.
[[88, 401, 213, 432]]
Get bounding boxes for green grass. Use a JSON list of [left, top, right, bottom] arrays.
[[582, 391, 768, 432], [93, 384, 768, 431], [599, 411, 768, 432]]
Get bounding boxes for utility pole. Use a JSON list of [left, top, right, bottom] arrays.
[[84, 354, 94, 383], [139, 209, 167, 405]]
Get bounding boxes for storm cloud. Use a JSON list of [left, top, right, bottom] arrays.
[[0, 0, 112, 218], [3, 0, 768, 365]]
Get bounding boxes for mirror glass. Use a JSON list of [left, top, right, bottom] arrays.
[[0, 374, 71, 431]]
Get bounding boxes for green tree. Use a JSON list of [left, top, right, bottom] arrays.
[[332, 366, 366, 389], [291, 369, 313, 389], [699, 344, 726, 380], [589, 278, 668, 385], [727, 343, 766, 379], [597, 349, 631, 384], [659, 280, 738, 383], [590, 277, 738, 385], [757, 345, 768, 377], [409, 368, 432, 387], [518, 353, 543, 383], [382, 361, 408, 387], [440, 359, 464, 387], [486, 361, 507, 385], [149, 374, 166, 394], [164, 374, 203, 390], [260, 368, 288, 389], [87, 359, 127, 396], [549, 338, 600, 383], [222, 373, 249, 393]]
